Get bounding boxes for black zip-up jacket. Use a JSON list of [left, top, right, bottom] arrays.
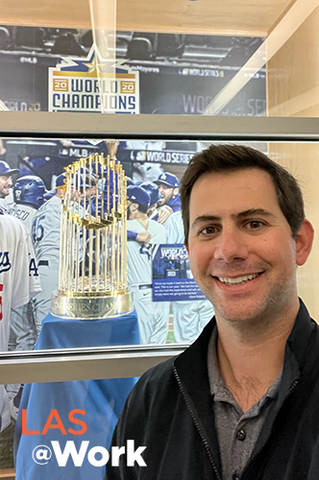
[[106, 300, 319, 479]]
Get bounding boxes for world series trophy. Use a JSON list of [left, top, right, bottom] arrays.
[[51, 144, 133, 319]]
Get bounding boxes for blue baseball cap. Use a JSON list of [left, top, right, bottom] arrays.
[[127, 186, 150, 207], [56, 173, 67, 188], [140, 182, 161, 205], [0, 161, 19, 176], [154, 172, 179, 188]]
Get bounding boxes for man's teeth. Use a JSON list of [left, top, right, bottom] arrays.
[[218, 273, 260, 285]]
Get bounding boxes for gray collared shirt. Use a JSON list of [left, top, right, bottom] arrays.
[[207, 327, 283, 480]]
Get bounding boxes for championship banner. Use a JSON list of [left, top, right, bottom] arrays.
[[48, 45, 139, 113]]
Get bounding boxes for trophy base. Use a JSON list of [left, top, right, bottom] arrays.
[[51, 290, 134, 320]]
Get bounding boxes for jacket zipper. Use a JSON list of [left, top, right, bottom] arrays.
[[241, 378, 299, 479], [173, 366, 222, 480]]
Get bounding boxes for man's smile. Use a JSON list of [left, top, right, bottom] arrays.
[[213, 272, 263, 286]]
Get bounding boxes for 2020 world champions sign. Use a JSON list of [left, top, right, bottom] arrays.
[[48, 45, 140, 113]]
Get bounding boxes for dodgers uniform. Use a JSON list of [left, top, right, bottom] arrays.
[[31, 195, 61, 335], [10, 203, 37, 233], [127, 218, 169, 344], [0, 214, 41, 431], [165, 210, 215, 343], [7, 204, 39, 408], [0, 195, 14, 215], [10, 203, 38, 349]]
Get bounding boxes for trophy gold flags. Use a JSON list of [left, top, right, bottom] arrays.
[[51, 142, 133, 319]]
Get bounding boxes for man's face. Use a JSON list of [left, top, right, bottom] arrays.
[[187, 168, 308, 327], [127, 200, 138, 220], [0, 174, 13, 199], [157, 183, 178, 206]]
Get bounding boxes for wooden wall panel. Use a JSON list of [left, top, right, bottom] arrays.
[[0, 0, 293, 36], [268, 9, 319, 319]]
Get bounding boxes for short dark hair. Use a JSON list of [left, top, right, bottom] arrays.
[[180, 144, 305, 246]]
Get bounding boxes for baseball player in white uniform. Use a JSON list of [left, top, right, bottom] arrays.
[[126, 186, 169, 344], [0, 213, 41, 432], [165, 210, 215, 343], [9, 176, 47, 347], [5, 176, 47, 418], [31, 175, 65, 335]]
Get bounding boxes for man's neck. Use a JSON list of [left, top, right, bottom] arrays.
[[216, 304, 298, 412]]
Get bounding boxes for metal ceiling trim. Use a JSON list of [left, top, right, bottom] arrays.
[[0, 112, 318, 141]]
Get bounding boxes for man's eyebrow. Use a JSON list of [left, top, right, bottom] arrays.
[[237, 208, 276, 219], [191, 215, 221, 229]]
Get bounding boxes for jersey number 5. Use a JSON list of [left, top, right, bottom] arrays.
[[32, 215, 45, 242], [0, 284, 3, 321]]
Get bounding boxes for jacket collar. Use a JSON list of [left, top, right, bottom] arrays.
[[174, 298, 315, 394], [173, 298, 316, 473]]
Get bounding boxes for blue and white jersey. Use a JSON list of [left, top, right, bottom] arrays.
[[31, 195, 62, 262], [10, 203, 37, 233], [0, 196, 15, 215], [127, 218, 166, 287], [0, 214, 41, 430], [165, 210, 185, 244]]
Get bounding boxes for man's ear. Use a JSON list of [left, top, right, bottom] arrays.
[[296, 219, 314, 266], [173, 188, 179, 197]]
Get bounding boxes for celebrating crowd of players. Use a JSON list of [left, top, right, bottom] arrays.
[[0, 156, 214, 349]]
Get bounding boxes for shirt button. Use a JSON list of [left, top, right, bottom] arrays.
[[236, 429, 246, 441], [232, 474, 240, 480]]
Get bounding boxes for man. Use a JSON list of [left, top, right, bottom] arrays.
[[0, 213, 41, 432], [0, 160, 19, 213], [126, 182, 161, 245], [31, 173, 67, 335], [106, 145, 319, 480], [126, 186, 169, 344], [153, 172, 181, 224], [7, 176, 47, 419]]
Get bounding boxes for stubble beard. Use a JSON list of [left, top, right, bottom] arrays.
[[201, 272, 297, 337]]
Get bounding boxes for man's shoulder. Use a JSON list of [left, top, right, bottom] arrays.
[[138, 356, 175, 388], [34, 195, 60, 216], [148, 218, 166, 233], [127, 356, 177, 408], [0, 213, 28, 235]]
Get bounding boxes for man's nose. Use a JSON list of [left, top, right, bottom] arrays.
[[214, 226, 248, 263]]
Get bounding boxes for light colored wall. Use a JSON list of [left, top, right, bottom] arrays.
[[267, 7, 319, 319]]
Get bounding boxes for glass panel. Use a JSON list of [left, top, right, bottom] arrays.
[[1, 136, 214, 351], [1, 132, 319, 477], [0, 135, 317, 355], [0, 0, 318, 117], [0, 376, 137, 477]]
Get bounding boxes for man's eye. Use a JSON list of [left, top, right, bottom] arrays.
[[246, 220, 264, 229], [200, 226, 217, 235]]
